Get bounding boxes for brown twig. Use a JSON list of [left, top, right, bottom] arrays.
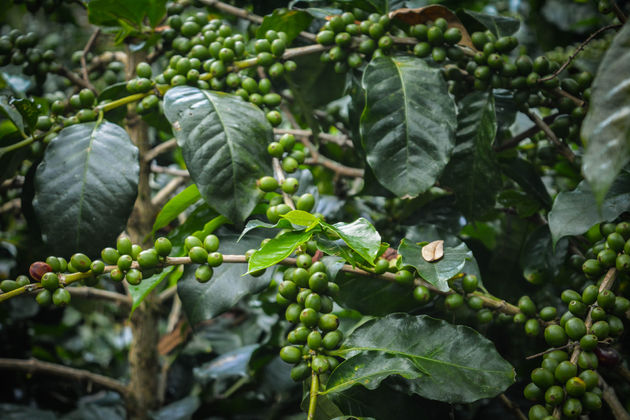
[[0, 358, 127, 395], [150, 164, 189, 178], [144, 139, 177, 162], [304, 157, 364, 178], [498, 393, 528, 420], [282, 44, 327, 60], [273, 158, 296, 210], [151, 177, 188, 207], [81, 29, 100, 92], [54, 66, 94, 91], [274, 128, 353, 148], [493, 114, 559, 151], [539, 24, 621, 82], [524, 110, 576, 163], [0, 175, 24, 191], [600, 373, 630, 420], [526, 343, 575, 360], [0, 198, 21, 214], [68, 287, 132, 307], [611, 2, 628, 24], [553, 88, 585, 107]]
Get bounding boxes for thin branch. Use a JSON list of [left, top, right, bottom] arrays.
[[67, 287, 132, 307], [0, 358, 127, 395], [0, 198, 21, 214], [81, 29, 100, 92], [304, 157, 364, 178], [150, 164, 189, 178], [274, 128, 353, 148], [600, 373, 630, 420], [553, 88, 584, 107], [526, 342, 575, 360], [524, 110, 576, 163], [0, 175, 24, 191], [307, 371, 319, 420], [158, 286, 177, 303], [498, 394, 528, 420], [144, 139, 177, 162], [54, 66, 94, 91], [539, 24, 621, 82], [282, 44, 327, 60], [273, 158, 296, 209], [151, 177, 187, 206], [611, 2, 628, 24], [493, 114, 559, 152]]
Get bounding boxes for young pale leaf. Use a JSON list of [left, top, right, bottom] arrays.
[[361, 56, 456, 198], [163, 87, 272, 224], [33, 122, 139, 257], [548, 170, 630, 246], [324, 314, 515, 403], [247, 229, 315, 273], [152, 184, 201, 235], [398, 239, 472, 292], [321, 218, 381, 264], [281, 210, 319, 227], [582, 22, 630, 203], [442, 91, 500, 219]]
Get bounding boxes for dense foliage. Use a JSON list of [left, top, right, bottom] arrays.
[[1, 0, 630, 419]]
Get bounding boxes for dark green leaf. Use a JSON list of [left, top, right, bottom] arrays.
[[497, 190, 541, 217], [88, 0, 166, 30], [247, 229, 315, 273], [520, 225, 568, 281], [177, 234, 271, 326], [458, 10, 520, 38], [152, 184, 200, 235], [361, 56, 456, 198], [194, 344, 257, 383], [581, 22, 630, 203], [325, 314, 515, 403], [0, 96, 25, 136], [321, 218, 381, 264], [33, 122, 139, 258], [256, 9, 312, 44], [398, 239, 472, 292], [238, 218, 291, 242], [548, 170, 630, 246], [287, 54, 346, 110], [315, 235, 367, 268], [442, 92, 500, 219], [335, 272, 420, 316], [151, 396, 200, 420], [128, 266, 175, 316], [163, 87, 272, 223], [10, 98, 39, 132], [167, 204, 218, 256], [500, 158, 552, 209]]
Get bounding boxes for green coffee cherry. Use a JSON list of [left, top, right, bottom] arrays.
[[41, 272, 59, 291], [307, 330, 322, 349], [126, 268, 142, 285], [36, 289, 52, 306], [203, 235, 220, 252], [300, 307, 319, 327], [52, 288, 71, 306], [189, 246, 209, 264], [297, 194, 315, 212], [195, 265, 213, 283], [524, 319, 540, 337], [461, 274, 478, 293], [70, 253, 91, 272], [413, 285, 431, 304], [545, 325, 568, 347], [523, 382, 543, 401], [117, 237, 133, 256], [518, 295, 536, 316], [0, 280, 19, 293], [117, 255, 133, 271], [280, 345, 302, 364], [309, 272, 328, 293], [445, 293, 464, 310], [597, 290, 615, 309], [544, 385, 564, 406], [579, 334, 598, 351], [318, 313, 339, 332], [539, 306, 557, 321], [531, 367, 554, 389], [155, 237, 172, 257], [285, 303, 302, 323], [395, 269, 414, 287], [565, 317, 587, 340], [312, 355, 329, 374], [291, 361, 310, 381], [296, 254, 312, 269], [137, 249, 159, 269]]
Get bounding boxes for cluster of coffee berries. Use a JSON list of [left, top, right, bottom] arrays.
[[183, 234, 223, 283], [0, 28, 57, 82], [277, 254, 342, 381]]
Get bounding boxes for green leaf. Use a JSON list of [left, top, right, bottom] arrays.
[[11, 98, 39, 132], [33, 122, 139, 257], [281, 210, 318, 227], [177, 234, 271, 326], [335, 272, 420, 316], [247, 229, 316, 273], [88, 0, 166, 31], [315, 235, 367, 268], [458, 10, 520, 38], [324, 314, 515, 403], [152, 184, 200, 235], [520, 225, 568, 281], [321, 218, 381, 264], [500, 158, 552, 209], [238, 218, 292, 242], [361, 56, 456, 198], [194, 344, 257, 383], [167, 204, 218, 256], [497, 190, 541, 217], [128, 266, 175, 316], [0, 96, 25, 136], [256, 9, 312, 44], [442, 92, 500, 219], [398, 239, 472, 292], [151, 396, 200, 420], [548, 171, 630, 246], [581, 22, 630, 203], [163, 87, 272, 224]]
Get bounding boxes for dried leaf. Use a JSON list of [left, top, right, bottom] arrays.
[[422, 240, 444, 262], [390, 5, 475, 50]]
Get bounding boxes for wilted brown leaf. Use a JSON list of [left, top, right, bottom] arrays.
[[390, 5, 475, 50], [422, 240, 444, 262]]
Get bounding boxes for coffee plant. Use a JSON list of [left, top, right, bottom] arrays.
[[1, 0, 630, 419]]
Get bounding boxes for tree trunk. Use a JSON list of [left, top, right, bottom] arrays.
[[124, 49, 160, 420]]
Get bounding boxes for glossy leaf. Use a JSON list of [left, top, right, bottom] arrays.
[[281, 210, 319, 227], [315, 235, 367, 268], [442, 92, 500, 219], [238, 218, 291, 242], [548, 170, 630, 246], [458, 10, 520, 38], [256, 9, 312, 44], [322, 218, 381, 264], [128, 266, 175, 316], [0, 96, 25, 136], [163, 87, 272, 224], [152, 184, 200, 235], [247, 229, 316, 273], [361, 56, 456, 198], [177, 234, 271, 326], [398, 239, 472, 292], [33, 122, 139, 258], [335, 273, 420, 316], [500, 158, 552, 209], [152, 396, 200, 420], [324, 314, 515, 403], [194, 344, 257, 383], [582, 22, 630, 203]]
